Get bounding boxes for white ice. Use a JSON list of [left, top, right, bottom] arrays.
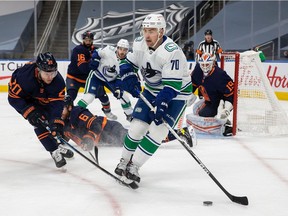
[[1, 92, 288, 216]]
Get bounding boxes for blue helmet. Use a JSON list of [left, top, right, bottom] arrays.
[[36, 52, 57, 72]]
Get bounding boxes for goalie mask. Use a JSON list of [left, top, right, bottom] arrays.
[[199, 53, 215, 76]]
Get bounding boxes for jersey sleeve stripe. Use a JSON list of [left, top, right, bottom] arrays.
[[67, 74, 86, 84]]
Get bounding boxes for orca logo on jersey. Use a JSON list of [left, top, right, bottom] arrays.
[[103, 65, 117, 79], [141, 63, 161, 78]]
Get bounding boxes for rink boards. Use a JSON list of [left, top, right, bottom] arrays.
[[0, 60, 287, 100]]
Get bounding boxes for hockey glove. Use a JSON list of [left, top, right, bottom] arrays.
[[152, 87, 178, 125], [24, 106, 45, 127], [81, 131, 96, 151], [113, 88, 123, 99], [153, 101, 168, 125], [89, 50, 101, 70], [81, 137, 95, 151], [121, 72, 141, 98], [49, 118, 65, 137]]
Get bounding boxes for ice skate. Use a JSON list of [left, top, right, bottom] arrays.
[[58, 144, 74, 158], [50, 148, 66, 168], [102, 108, 117, 120], [223, 120, 233, 136], [125, 113, 133, 122], [223, 124, 233, 136], [115, 158, 129, 176], [126, 162, 140, 183], [176, 127, 193, 147]]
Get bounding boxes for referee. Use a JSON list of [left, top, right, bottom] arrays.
[[195, 29, 223, 62]]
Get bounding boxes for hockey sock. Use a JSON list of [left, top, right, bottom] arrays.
[[132, 134, 161, 167], [121, 101, 133, 116], [122, 134, 139, 160]]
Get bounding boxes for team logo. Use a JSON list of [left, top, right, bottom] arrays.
[[141, 63, 161, 78], [103, 65, 117, 78], [72, 3, 191, 47]]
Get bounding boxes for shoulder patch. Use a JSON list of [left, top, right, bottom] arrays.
[[164, 42, 178, 52], [135, 36, 144, 42], [108, 45, 116, 51]]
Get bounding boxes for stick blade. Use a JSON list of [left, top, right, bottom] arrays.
[[232, 195, 249, 205]]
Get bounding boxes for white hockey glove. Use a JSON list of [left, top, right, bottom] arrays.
[[220, 101, 233, 119]]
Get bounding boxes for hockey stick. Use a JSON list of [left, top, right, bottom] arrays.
[[139, 93, 248, 205], [89, 150, 99, 165], [95, 68, 129, 104], [39, 119, 138, 189], [57, 136, 138, 189]]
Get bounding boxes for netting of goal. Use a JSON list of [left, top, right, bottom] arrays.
[[221, 50, 288, 136]]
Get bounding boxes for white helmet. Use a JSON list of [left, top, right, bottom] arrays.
[[142, 13, 166, 31], [199, 53, 215, 75], [117, 39, 129, 49]]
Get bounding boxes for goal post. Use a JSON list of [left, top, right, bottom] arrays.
[[221, 50, 288, 136]]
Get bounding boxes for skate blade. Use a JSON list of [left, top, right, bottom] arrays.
[[118, 175, 139, 189], [120, 175, 133, 184], [58, 165, 67, 173]]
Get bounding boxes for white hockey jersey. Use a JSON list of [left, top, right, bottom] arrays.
[[92, 45, 120, 82], [127, 36, 192, 100]]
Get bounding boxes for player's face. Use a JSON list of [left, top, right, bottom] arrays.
[[142, 28, 163, 48], [61, 106, 72, 120], [39, 70, 57, 84], [116, 47, 128, 59], [83, 38, 93, 47], [205, 35, 212, 42]]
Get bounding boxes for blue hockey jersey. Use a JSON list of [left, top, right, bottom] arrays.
[[8, 63, 65, 120], [67, 44, 95, 82], [192, 63, 234, 107]]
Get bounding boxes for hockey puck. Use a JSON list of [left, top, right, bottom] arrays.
[[203, 201, 213, 206]]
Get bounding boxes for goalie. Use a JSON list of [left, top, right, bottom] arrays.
[[186, 53, 234, 136]]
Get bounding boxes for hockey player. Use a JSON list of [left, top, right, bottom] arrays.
[[62, 95, 127, 151], [195, 29, 223, 62], [77, 39, 134, 121], [186, 53, 234, 136], [114, 14, 192, 184], [8, 52, 74, 168], [66, 31, 96, 101]]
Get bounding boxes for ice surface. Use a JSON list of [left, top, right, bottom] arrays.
[[1, 92, 288, 216]]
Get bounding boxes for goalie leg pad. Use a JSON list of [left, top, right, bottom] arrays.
[[186, 113, 227, 136]]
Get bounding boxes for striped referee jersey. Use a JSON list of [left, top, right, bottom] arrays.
[[196, 39, 223, 62]]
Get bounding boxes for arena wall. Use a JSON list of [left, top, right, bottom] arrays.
[[0, 60, 287, 100]]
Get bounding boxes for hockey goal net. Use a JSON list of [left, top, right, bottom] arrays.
[[221, 50, 288, 135]]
